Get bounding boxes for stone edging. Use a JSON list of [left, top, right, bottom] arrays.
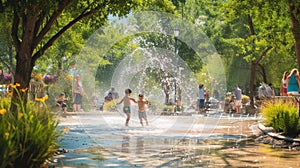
[[258, 123, 300, 142]]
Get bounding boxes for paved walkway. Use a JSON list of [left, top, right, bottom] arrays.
[[50, 110, 262, 167]]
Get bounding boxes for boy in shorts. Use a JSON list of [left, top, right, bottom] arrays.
[[137, 94, 150, 126], [117, 89, 137, 126], [56, 93, 67, 113]]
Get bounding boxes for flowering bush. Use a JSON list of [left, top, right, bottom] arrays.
[[3, 73, 12, 82], [43, 74, 57, 84], [65, 74, 73, 84], [33, 73, 43, 81], [0, 73, 12, 84], [0, 84, 60, 167]]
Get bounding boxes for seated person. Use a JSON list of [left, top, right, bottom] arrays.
[[104, 92, 113, 103], [56, 93, 67, 113]]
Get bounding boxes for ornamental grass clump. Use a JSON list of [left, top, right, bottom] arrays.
[[0, 84, 61, 168], [261, 101, 300, 138]]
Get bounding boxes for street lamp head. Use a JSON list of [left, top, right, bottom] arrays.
[[174, 28, 179, 38]]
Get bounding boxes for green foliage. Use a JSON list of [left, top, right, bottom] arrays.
[[163, 105, 174, 112], [0, 96, 10, 109], [272, 111, 299, 138], [262, 102, 300, 137], [0, 91, 60, 167], [220, 0, 295, 90]]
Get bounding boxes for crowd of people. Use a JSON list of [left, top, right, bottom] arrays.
[[257, 68, 300, 100], [55, 68, 300, 124]]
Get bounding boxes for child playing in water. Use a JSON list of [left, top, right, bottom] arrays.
[[56, 93, 67, 113], [117, 89, 137, 126], [137, 94, 150, 126]]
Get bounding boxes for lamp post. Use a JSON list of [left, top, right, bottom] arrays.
[[174, 28, 179, 114]]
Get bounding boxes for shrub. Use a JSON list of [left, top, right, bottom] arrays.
[[0, 85, 60, 167], [261, 101, 300, 137], [224, 94, 250, 104], [241, 95, 250, 105], [162, 105, 174, 112]]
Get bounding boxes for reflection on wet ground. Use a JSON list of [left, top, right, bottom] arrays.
[[52, 111, 300, 167]]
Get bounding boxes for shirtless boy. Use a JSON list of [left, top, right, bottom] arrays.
[[117, 89, 137, 126], [137, 94, 150, 126]]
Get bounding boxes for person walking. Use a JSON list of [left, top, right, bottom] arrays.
[[233, 85, 242, 114], [197, 84, 205, 113], [286, 69, 300, 107], [73, 75, 84, 112], [257, 83, 266, 100], [265, 83, 275, 98], [117, 89, 137, 126], [280, 71, 290, 96], [286, 68, 300, 96], [111, 87, 119, 99]]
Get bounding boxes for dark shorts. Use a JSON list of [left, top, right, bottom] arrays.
[[123, 106, 131, 113], [57, 101, 67, 108], [138, 111, 147, 119], [198, 99, 205, 109], [74, 93, 82, 105]]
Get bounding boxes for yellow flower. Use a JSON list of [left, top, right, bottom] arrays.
[[8, 91, 13, 96], [66, 75, 73, 81], [20, 88, 28, 92], [9, 83, 20, 89], [34, 73, 42, 81], [40, 98, 45, 103], [5, 132, 9, 139], [9, 84, 17, 88], [37, 95, 49, 103], [0, 109, 7, 115], [18, 112, 24, 119]]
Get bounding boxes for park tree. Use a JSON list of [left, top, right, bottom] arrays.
[[180, 0, 298, 108], [289, 0, 300, 70], [220, 0, 296, 107], [0, 0, 174, 109]]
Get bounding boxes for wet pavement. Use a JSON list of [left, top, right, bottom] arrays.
[[50, 111, 300, 167]]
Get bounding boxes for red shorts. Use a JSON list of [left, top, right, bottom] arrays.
[[283, 88, 287, 94]]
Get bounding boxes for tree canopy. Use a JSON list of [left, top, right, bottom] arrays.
[[0, 0, 175, 108]]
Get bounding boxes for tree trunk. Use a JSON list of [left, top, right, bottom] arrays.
[[249, 61, 257, 108], [10, 48, 34, 112], [163, 83, 171, 105], [10, 11, 37, 112], [12, 52, 33, 104], [258, 64, 267, 83], [247, 14, 256, 108], [289, 4, 300, 70]]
